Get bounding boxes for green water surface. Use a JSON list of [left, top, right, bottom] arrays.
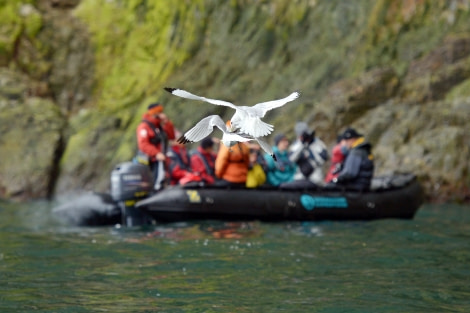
[[0, 201, 468, 312]]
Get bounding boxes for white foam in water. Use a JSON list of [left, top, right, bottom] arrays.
[[52, 192, 119, 226]]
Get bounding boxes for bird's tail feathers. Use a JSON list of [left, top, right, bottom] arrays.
[[238, 118, 273, 137], [255, 137, 276, 161]]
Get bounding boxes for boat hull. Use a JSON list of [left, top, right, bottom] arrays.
[[136, 176, 424, 222]]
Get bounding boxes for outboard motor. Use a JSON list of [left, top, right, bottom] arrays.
[[111, 162, 154, 226]]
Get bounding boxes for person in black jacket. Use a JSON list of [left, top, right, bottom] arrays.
[[330, 127, 374, 190]]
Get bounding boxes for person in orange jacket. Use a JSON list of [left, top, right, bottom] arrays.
[[215, 142, 250, 188], [136, 103, 175, 190]]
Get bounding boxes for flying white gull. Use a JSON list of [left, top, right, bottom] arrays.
[[164, 87, 300, 138], [177, 115, 276, 160]]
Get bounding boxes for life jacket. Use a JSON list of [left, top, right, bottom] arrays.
[[228, 144, 249, 163], [168, 146, 191, 173], [215, 143, 250, 183], [135, 119, 168, 165], [142, 120, 168, 152], [192, 150, 216, 177]]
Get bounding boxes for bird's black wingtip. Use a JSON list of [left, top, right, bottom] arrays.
[[164, 87, 176, 93], [177, 136, 191, 145]]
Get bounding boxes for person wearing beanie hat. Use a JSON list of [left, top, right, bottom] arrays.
[[274, 133, 287, 146], [263, 133, 296, 186], [147, 103, 163, 115], [294, 122, 310, 137], [201, 136, 214, 150], [328, 127, 374, 191], [288, 121, 329, 186], [136, 102, 176, 190]]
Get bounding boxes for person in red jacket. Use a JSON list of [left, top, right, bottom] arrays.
[[324, 134, 348, 183], [167, 138, 192, 185], [136, 103, 175, 190], [187, 137, 217, 185]]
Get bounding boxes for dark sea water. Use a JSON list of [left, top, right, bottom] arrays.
[[0, 201, 469, 313]]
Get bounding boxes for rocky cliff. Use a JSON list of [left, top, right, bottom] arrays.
[[0, 0, 469, 202]]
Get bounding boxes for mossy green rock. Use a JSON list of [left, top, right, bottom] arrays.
[[0, 69, 64, 198], [0, 0, 469, 202]]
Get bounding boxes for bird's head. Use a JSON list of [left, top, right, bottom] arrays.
[[225, 120, 234, 132]]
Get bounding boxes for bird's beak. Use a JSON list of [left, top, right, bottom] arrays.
[[226, 120, 233, 132]]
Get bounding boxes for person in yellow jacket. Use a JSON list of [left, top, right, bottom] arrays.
[[215, 142, 250, 188], [246, 143, 267, 188]]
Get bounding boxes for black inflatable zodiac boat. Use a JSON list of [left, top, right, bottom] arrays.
[[53, 162, 424, 226]]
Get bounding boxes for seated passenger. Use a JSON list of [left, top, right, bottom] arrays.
[[182, 137, 217, 185], [215, 142, 250, 188], [329, 127, 374, 190], [289, 122, 329, 186], [264, 134, 296, 186], [324, 134, 348, 183], [246, 143, 267, 188], [167, 133, 192, 185]]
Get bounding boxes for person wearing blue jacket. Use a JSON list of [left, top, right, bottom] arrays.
[[264, 134, 297, 186], [330, 127, 374, 190]]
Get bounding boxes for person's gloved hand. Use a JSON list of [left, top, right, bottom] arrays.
[[332, 176, 344, 184], [156, 152, 166, 161]]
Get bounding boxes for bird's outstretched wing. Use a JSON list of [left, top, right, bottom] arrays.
[[165, 87, 237, 110], [250, 91, 300, 117], [178, 115, 227, 144]]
